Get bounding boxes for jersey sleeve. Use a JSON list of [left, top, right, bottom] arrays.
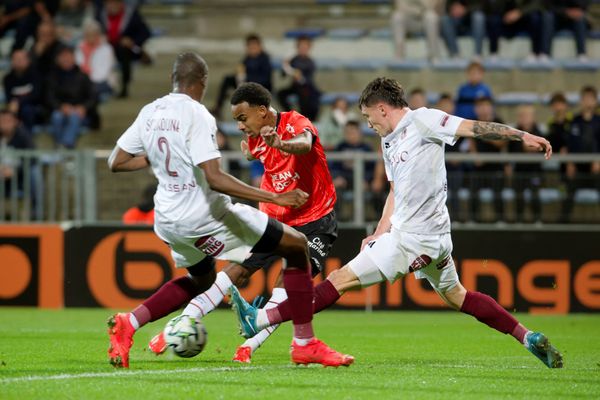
[[413, 108, 463, 146], [187, 107, 221, 165], [381, 140, 392, 181], [291, 113, 317, 137], [117, 111, 145, 155]]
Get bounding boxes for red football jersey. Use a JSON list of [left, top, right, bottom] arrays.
[[247, 111, 336, 226]]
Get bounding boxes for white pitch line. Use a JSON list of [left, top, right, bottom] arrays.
[[0, 365, 281, 384]]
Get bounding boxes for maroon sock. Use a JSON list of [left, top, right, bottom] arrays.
[[282, 268, 314, 339], [460, 291, 524, 343], [131, 276, 200, 328], [266, 279, 340, 325]]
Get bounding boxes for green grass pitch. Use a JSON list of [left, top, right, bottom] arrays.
[[0, 308, 599, 399]]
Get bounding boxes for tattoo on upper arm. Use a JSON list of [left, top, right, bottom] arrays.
[[472, 121, 525, 141]]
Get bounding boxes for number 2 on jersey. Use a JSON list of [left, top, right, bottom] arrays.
[[158, 137, 179, 177]]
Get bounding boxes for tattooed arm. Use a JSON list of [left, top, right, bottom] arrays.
[[261, 126, 313, 154], [456, 119, 553, 159]]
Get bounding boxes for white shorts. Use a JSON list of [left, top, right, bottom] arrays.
[[154, 203, 269, 268], [348, 229, 459, 292]]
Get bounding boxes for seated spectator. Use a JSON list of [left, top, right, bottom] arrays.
[[331, 120, 374, 191], [441, 0, 485, 59], [3, 50, 42, 131], [317, 97, 357, 151], [30, 20, 67, 77], [469, 96, 505, 221], [546, 92, 571, 154], [391, 0, 443, 61], [75, 20, 116, 102], [455, 61, 492, 120], [45, 46, 97, 148], [435, 92, 455, 114], [408, 87, 428, 109], [486, 0, 549, 60], [122, 184, 154, 225], [55, 0, 95, 43], [0, 110, 34, 201], [97, 0, 151, 98], [545, 0, 588, 60], [506, 104, 544, 221], [212, 34, 272, 119], [563, 85, 600, 219], [215, 128, 242, 178], [277, 36, 320, 121]]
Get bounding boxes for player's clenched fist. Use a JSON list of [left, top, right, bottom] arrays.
[[274, 189, 309, 208], [260, 125, 282, 149]]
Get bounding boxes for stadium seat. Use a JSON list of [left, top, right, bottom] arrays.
[[571, 189, 600, 223], [539, 188, 562, 223], [343, 59, 387, 71], [284, 28, 325, 39], [495, 92, 540, 106], [431, 59, 469, 71], [386, 59, 428, 71], [456, 188, 471, 222], [518, 59, 558, 71], [369, 28, 392, 39], [327, 28, 366, 40], [316, 0, 350, 4], [482, 58, 516, 71], [477, 188, 496, 222], [358, 0, 391, 4], [315, 58, 344, 70], [560, 58, 600, 71], [501, 188, 516, 222]]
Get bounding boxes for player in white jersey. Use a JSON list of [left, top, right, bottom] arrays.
[[105, 53, 353, 368], [229, 77, 564, 369]]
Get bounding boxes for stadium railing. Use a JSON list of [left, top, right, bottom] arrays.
[[1, 149, 598, 226]]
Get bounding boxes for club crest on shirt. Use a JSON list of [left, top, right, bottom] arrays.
[[285, 123, 295, 134]]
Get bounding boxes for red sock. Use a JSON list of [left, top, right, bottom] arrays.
[[282, 268, 314, 339], [460, 291, 525, 343], [266, 279, 340, 325], [131, 276, 200, 328]]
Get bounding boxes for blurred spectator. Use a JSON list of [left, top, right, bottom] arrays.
[[486, 0, 549, 60], [30, 20, 67, 77], [317, 97, 358, 151], [455, 61, 492, 120], [435, 92, 455, 114], [45, 46, 97, 148], [55, 0, 95, 43], [506, 105, 544, 221], [0, 0, 37, 52], [470, 96, 506, 221], [277, 36, 321, 121], [391, 0, 443, 61], [441, 0, 485, 59], [545, 0, 588, 60], [546, 92, 571, 153], [97, 0, 151, 98], [331, 120, 374, 191], [212, 34, 272, 119], [0, 110, 34, 200], [3, 50, 42, 131], [122, 184, 154, 225], [562, 85, 600, 219], [75, 19, 116, 102], [408, 87, 428, 109]]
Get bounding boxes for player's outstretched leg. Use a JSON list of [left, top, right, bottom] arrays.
[[107, 313, 135, 368], [233, 288, 286, 363], [445, 284, 563, 368]]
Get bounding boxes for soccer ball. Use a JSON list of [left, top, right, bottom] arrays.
[[163, 315, 207, 358]]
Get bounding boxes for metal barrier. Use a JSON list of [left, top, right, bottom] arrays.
[[1, 148, 598, 225]]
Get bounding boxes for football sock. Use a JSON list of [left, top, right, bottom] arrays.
[[265, 279, 340, 327], [243, 288, 287, 352], [282, 268, 314, 340], [183, 271, 232, 318], [129, 313, 140, 330], [460, 291, 524, 343], [132, 276, 200, 329]]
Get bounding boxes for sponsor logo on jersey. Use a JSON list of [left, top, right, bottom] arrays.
[[440, 114, 450, 127], [195, 236, 225, 257], [408, 254, 432, 273], [270, 170, 300, 192], [389, 151, 409, 164]]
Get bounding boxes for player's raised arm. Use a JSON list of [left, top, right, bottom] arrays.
[[456, 119, 552, 159], [261, 125, 312, 155], [199, 158, 308, 208], [108, 145, 150, 172]]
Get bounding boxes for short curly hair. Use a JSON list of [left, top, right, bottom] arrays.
[[230, 82, 272, 107], [358, 77, 408, 109]]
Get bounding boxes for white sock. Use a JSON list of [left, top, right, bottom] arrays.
[[182, 271, 233, 318], [242, 288, 288, 352], [129, 313, 140, 330], [523, 330, 534, 348], [293, 337, 312, 346]]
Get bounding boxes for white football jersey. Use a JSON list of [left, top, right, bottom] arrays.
[[117, 93, 232, 236], [382, 107, 463, 234]]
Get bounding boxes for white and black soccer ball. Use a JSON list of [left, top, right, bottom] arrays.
[[163, 315, 207, 358]]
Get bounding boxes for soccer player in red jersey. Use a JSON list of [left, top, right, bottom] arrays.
[[143, 82, 350, 366]]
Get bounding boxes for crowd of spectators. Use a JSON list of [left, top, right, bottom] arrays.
[[396, 0, 592, 62]]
